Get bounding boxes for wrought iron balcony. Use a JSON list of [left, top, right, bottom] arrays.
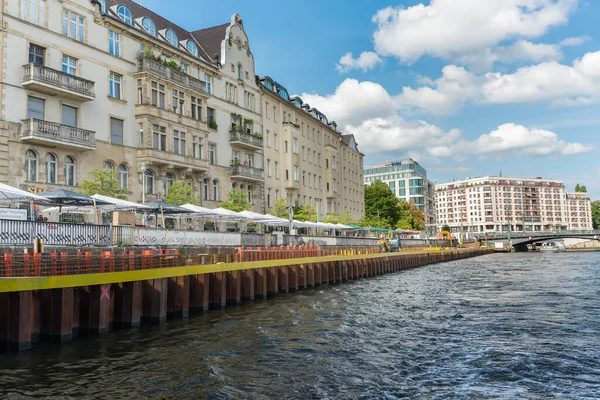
[[229, 129, 263, 150], [137, 56, 206, 95], [230, 164, 264, 182], [22, 63, 95, 101], [20, 119, 96, 150]]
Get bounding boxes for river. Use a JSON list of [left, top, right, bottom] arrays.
[[1, 252, 599, 399]]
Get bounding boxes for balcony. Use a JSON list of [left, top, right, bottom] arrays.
[[326, 190, 337, 199], [137, 148, 208, 172], [137, 56, 206, 95], [22, 64, 95, 101], [286, 179, 300, 190], [229, 129, 263, 150], [230, 164, 264, 182], [20, 119, 96, 151]]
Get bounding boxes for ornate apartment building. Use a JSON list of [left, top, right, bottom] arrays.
[[258, 77, 364, 220], [363, 158, 436, 233], [435, 176, 593, 234], [0, 0, 265, 211]]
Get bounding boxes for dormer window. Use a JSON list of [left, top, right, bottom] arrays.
[[263, 80, 273, 90], [186, 40, 198, 57], [98, 0, 107, 13], [165, 29, 178, 47], [142, 17, 156, 36], [117, 5, 132, 25]]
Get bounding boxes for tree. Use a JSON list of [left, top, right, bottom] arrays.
[[219, 189, 251, 212], [79, 169, 128, 200], [592, 200, 600, 230], [323, 212, 341, 224], [575, 184, 587, 193], [294, 204, 317, 222], [364, 180, 402, 227], [164, 180, 198, 206], [356, 214, 391, 229], [396, 201, 425, 231], [339, 209, 355, 225], [272, 199, 289, 219]]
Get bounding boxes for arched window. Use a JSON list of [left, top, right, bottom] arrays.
[[247, 185, 253, 203], [231, 183, 237, 189], [203, 178, 209, 200], [118, 164, 128, 189], [212, 179, 219, 201], [116, 5, 132, 25], [142, 17, 156, 36], [240, 184, 245, 191], [186, 40, 198, 57], [25, 150, 37, 182], [97, 0, 107, 13], [103, 161, 114, 171], [164, 172, 175, 194], [45, 153, 57, 184], [64, 156, 75, 186], [165, 29, 178, 47], [145, 169, 154, 194], [237, 64, 243, 80]]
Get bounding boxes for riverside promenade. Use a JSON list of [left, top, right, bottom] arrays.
[[0, 246, 492, 353]]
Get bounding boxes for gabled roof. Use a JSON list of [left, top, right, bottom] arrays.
[[191, 23, 229, 63]]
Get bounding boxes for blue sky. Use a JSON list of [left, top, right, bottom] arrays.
[[136, 0, 599, 198]]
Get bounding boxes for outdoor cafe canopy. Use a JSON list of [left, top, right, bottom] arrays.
[[0, 183, 50, 203]]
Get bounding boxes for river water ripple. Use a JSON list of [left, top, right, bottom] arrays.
[[1, 252, 599, 399]]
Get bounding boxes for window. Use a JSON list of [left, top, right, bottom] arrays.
[[275, 162, 280, 179], [226, 82, 237, 103], [62, 55, 76, 75], [164, 172, 175, 194], [207, 107, 215, 125], [25, 150, 37, 181], [62, 10, 84, 42], [186, 40, 198, 57], [267, 189, 271, 208], [172, 90, 184, 114], [181, 63, 188, 74], [266, 130, 271, 147], [152, 124, 167, 151], [266, 159, 271, 177], [165, 29, 178, 47], [151, 82, 165, 109], [246, 153, 254, 168], [27, 96, 44, 119], [108, 30, 120, 56], [64, 156, 75, 186], [138, 123, 144, 147], [192, 136, 203, 159], [61, 104, 77, 127], [110, 117, 123, 145], [45, 153, 57, 184], [247, 185, 253, 203], [137, 80, 143, 104], [302, 146, 305, 161], [103, 161, 114, 171], [273, 106, 277, 122], [293, 166, 298, 181], [208, 144, 216, 165], [142, 17, 155, 36], [265, 102, 269, 119], [212, 180, 219, 201], [284, 140, 288, 153], [116, 5, 132, 24], [145, 169, 154, 194], [191, 97, 202, 120], [205, 74, 212, 94], [97, 0, 106, 13], [292, 138, 298, 153], [244, 91, 255, 111], [109, 72, 122, 99], [302, 171, 306, 186], [232, 150, 240, 163], [28, 44, 44, 65], [203, 178, 209, 200], [118, 164, 128, 189], [20, 0, 45, 26], [332, 156, 337, 170], [173, 130, 185, 155]]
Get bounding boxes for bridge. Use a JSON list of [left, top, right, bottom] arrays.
[[480, 230, 600, 250]]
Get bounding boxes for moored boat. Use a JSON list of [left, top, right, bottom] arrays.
[[540, 241, 566, 253]]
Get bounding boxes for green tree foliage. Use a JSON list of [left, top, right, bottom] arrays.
[[323, 212, 341, 224], [592, 200, 600, 229], [79, 169, 128, 200], [575, 184, 587, 193], [396, 201, 425, 231], [164, 180, 198, 206], [272, 198, 289, 219], [441, 224, 450, 232], [219, 189, 251, 212], [294, 204, 317, 222], [356, 214, 391, 229], [364, 180, 402, 227]]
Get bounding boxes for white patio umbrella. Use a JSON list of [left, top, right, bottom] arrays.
[[92, 194, 151, 211], [0, 183, 49, 203]]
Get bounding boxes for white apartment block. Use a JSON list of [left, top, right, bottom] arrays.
[[435, 176, 593, 234], [364, 159, 436, 233]]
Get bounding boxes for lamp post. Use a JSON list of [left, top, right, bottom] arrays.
[[140, 163, 147, 204]]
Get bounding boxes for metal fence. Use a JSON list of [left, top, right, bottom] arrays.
[[0, 220, 111, 246]]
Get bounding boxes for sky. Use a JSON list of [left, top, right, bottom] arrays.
[[134, 0, 599, 198]]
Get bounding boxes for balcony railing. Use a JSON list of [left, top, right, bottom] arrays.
[[230, 164, 264, 182], [22, 63, 95, 101], [137, 148, 208, 172], [137, 56, 206, 95], [229, 129, 263, 149], [21, 119, 96, 150]]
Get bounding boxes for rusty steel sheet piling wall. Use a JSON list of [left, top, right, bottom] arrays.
[[0, 247, 492, 353]]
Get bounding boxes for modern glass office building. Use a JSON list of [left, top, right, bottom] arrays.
[[363, 159, 435, 233]]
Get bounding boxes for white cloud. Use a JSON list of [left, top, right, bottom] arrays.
[[336, 51, 383, 73], [371, 0, 576, 68], [396, 51, 600, 114], [560, 35, 590, 47]]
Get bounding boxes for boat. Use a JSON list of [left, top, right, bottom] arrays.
[[540, 241, 566, 253]]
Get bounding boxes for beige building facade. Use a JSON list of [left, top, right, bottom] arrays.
[[0, 0, 264, 212], [435, 176, 593, 234], [258, 77, 364, 220]]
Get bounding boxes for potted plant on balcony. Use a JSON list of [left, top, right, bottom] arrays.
[[231, 158, 241, 166], [208, 119, 218, 130]]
